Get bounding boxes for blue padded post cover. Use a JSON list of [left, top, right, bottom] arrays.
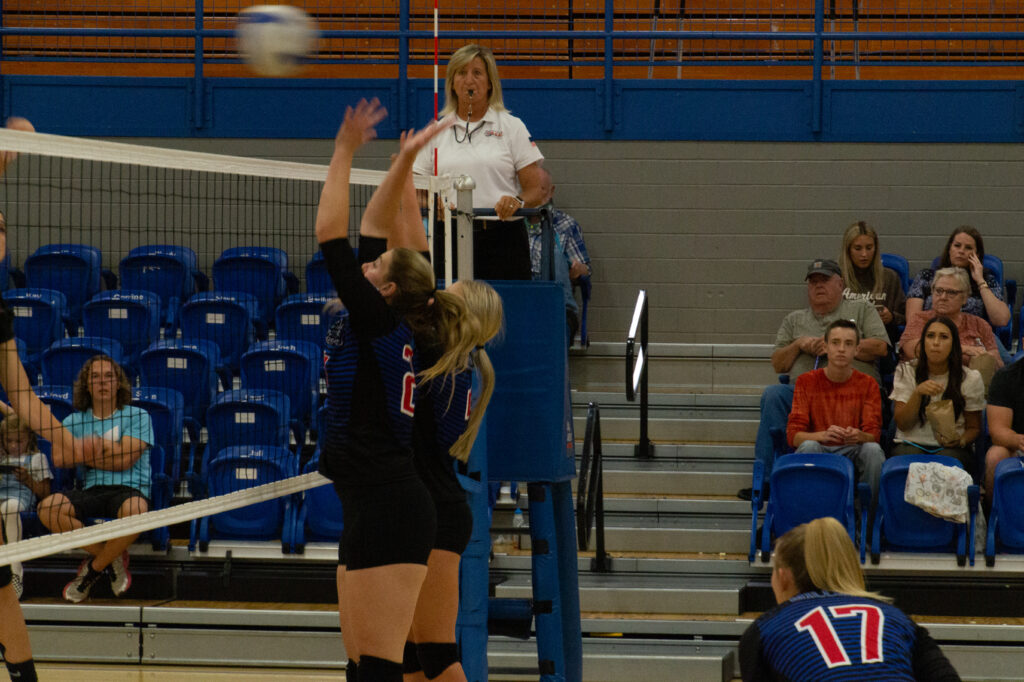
[[486, 282, 575, 483], [457, 391, 490, 682]]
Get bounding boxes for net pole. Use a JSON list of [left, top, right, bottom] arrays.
[[430, 0, 440, 273]]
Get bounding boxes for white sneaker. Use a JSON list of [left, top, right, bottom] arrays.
[[63, 564, 103, 603], [106, 551, 131, 597]]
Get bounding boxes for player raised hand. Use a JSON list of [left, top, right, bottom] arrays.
[[397, 119, 453, 159], [334, 98, 387, 153]]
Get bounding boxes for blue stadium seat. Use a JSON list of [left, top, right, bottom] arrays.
[[294, 454, 343, 551], [305, 251, 334, 294], [212, 246, 298, 330], [870, 454, 978, 567], [41, 336, 124, 387], [240, 339, 320, 444], [985, 456, 1024, 567], [132, 386, 188, 485], [274, 293, 342, 349], [204, 389, 291, 475], [119, 247, 198, 331], [881, 253, 910, 294], [180, 291, 260, 373], [139, 338, 227, 434], [189, 444, 299, 553], [2, 288, 70, 379], [24, 244, 104, 328], [749, 453, 864, 563], [35, 384, 74, 423], [82, 290, 161, 375]]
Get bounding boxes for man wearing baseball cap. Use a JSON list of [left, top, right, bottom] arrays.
[[738, 258, 889, 500]]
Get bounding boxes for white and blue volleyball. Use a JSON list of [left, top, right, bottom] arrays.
[[236, 5, 318, 77]]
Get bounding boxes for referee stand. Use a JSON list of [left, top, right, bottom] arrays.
[[457, 280, 582, 681]]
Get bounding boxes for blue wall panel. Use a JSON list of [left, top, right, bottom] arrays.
[[3, 77, 193, 137], [4, 75, 1024, 142], [824, 81, 1024, 142]]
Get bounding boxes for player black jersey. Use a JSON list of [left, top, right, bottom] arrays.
[[412, 343, 473, 504], [318, 238, 417, 488], [739, 590, 960, 682]]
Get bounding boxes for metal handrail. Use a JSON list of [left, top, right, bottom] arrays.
[[576, 402, 610, 572], [626, 289, 653, 459]]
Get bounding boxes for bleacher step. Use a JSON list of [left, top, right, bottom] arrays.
[[577, 415, 758, 443]]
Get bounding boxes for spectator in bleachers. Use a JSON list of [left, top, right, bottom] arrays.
[[837, 220, 905, 345], [907, 225, 1010, 361], [891, 316, 983, 472], [0, 414, 52, 599], [786, 319, 884, 501], [738, 259, 888, 501], [983, 357, 1024, 513], [413, 43, 545, 280], [37, 355, 153, 603], [898, 267, 1001, 391], [527, 167, 590, 345]]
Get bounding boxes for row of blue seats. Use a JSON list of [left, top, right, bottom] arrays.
[[749, 451, 1024, 568], [5, 243, 338, 333]]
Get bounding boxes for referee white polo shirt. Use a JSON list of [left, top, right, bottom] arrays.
[[414, 107, 544, 217]]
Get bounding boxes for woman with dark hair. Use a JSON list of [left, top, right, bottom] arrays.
[[906, 226, 1010, 330], [891, 316, 984, 471], [413, 43, 545, 280], [739, 517, 961, 681], [837, 220, 905, 344]]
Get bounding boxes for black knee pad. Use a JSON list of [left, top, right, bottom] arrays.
[[416, 642, 460, 680], [0, 564, 11, 590], [358, 654, 402, 682], [402, 641, 422, 674], [345, 659, 358, 682]]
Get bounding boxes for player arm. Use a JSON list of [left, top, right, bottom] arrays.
[[0, 339, 81, 468], [737, 625, 772, 682], [911, 625, 962, 682]]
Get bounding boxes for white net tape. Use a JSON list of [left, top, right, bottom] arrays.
[[0, 472, 330, 566], [0, 127, 455, 193]]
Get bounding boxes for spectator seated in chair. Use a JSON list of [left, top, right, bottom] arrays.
[[786, 319, 885, 503], [738, 258, 889, 501], [983, 357, 1024, 515]]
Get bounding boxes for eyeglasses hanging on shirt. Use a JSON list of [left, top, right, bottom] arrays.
[[454, 89, 486, 144]]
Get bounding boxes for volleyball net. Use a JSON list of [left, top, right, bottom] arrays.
[[0, 126, 456, 566]]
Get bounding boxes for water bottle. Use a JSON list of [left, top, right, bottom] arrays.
[[512, 507, 526, 550]]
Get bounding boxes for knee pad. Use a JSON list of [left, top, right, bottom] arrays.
[[402, 641, 422, 674], [357, 655, 402, 682], [0, 563, 11, 589], [416, 642, 460, 680], [345, 659, 358, 682]]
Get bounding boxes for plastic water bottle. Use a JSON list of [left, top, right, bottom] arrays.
[[512, 507, 526, 550]]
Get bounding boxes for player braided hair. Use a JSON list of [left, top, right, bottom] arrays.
[[774, 517, 888, 602], [447, 280, 503, 463]]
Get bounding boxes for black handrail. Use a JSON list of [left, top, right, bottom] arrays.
[[626, 289, 654, 458], [576, 402, 610, 572]]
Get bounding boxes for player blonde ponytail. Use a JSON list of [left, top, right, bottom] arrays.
[[775, 517, 889, 602], [448, 281, 503, 462]]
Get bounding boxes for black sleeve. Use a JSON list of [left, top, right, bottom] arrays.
[[0, 299, 13, 344], [738, 623, 772, 682], [912, 625, 962, 682], [320, 238, 398, 339]]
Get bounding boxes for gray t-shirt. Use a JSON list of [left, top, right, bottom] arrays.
[[774, 298, 889, 380]]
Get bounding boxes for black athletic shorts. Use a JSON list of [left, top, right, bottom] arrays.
[[335, 477, 436, 570], [65, 485, 148, 519], [433, 498, 473, 555]]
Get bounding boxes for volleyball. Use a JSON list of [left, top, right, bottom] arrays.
[[236, 5, 318, 77]]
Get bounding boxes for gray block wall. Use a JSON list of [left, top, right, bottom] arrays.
[[94, 137, 1024, 345]]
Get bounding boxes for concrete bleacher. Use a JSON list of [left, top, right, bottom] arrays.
[[17, 341, 1024, 680]]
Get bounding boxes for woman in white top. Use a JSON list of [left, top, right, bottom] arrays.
[[890, 316, 984, 473], [414, 43, 545, 280]]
